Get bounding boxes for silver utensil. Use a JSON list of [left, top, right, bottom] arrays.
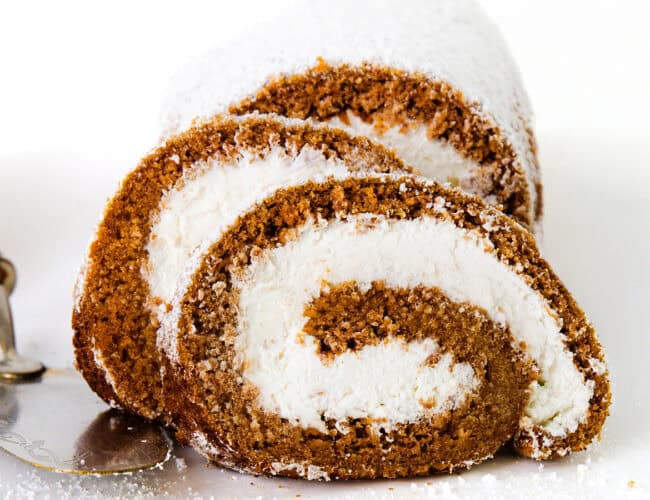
[[0, 257, 45, 380], [0, 255, 173, 474]]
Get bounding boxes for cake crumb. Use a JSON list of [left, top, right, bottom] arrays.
[[628, 480, 636, 488]]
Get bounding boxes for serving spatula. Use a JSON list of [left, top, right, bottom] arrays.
[[0, 255, 172, 474]]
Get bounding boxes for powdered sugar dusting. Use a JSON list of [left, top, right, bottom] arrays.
[[160, 0, 538, 222]]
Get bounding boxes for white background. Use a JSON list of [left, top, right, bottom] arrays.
[[0, 0, 648, 498]]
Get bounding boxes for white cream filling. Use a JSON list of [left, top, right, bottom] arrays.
[[244, 334, 476, 435], [90, 345, 119, 409], [269, 462, 331, 481], [326, 112, 477, 190], [234, 215, 593, 437], [145, 146, 379, 308]]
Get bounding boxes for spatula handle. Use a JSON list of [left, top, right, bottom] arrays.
[[0, 255, 45, 380], [0, 256, 17, 359]]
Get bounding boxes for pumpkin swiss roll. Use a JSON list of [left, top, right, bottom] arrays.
[[161, 0, 542, 232], [72, 114, 609, 479], [160, 179, 609, 479]]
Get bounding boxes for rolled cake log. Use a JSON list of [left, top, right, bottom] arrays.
[[161, 177, 610, 479], [160, 0, 542, 231], [72, 115, 409, 419]]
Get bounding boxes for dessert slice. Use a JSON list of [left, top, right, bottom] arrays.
[[161, 0, 542, 231], [161, 176, 609, 479]]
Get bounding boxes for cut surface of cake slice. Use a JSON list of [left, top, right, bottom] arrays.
[[160, 176, 609, 479]]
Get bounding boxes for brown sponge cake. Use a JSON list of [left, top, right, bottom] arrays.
[[160, 176, 609, 479], [72, 115, 410, 420]]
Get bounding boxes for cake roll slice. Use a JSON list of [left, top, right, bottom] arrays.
[[161, 0, 542, 231], [162, 177, 610, 479], [72, 115, 409, 419]]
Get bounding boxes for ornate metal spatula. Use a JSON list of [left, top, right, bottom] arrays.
[[0, 255, 172, 474]]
